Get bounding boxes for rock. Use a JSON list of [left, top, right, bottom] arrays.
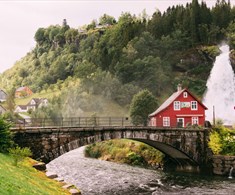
[[62, 184, 73, 189], [46, 172, 58, 179], [69, 189, 81, 195], [54, 177, 64, 182], [33, 162, 46, 171]]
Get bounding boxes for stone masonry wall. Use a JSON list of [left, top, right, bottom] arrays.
[[212, 155, 235, 176]]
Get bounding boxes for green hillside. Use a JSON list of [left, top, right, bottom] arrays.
[[1, 0, 235, 118], [0, 153, 70, 195]]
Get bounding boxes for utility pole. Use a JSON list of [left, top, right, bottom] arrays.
[[213, 105, 215, 126]]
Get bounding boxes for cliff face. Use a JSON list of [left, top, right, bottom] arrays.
[[229, 50, 235, 72]]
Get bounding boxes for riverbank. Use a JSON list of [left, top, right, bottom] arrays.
[[0, 153, 70, 194], [84, 139, 164, 169]]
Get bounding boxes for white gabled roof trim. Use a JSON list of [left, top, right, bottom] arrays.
[[149, 88, 207, 117], [149, 89, 184, 117]]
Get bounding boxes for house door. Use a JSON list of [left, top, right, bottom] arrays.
[[177, 118, 184, 128]]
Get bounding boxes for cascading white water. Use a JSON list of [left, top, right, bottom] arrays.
[[203, 44, 235, 125]]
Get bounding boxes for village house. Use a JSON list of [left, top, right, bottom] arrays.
[[0, 89, 7, 102], [15, 86, 33, 98], [149, 84, 207, 128], [14, 98, 49, 113], [14, 105, 28, 113], [27, 98, 48, 111]]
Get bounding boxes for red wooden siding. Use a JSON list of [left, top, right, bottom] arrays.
[[149, 89, 207, 128]]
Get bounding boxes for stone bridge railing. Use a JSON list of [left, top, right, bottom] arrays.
[[12, 126, 213, 173]]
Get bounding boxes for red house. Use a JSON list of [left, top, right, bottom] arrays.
[[149, 85, 207, 127]]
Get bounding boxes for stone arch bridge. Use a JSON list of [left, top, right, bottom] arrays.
[[12, 125, 213, 173]]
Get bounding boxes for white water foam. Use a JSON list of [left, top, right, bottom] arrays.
[[203, 44, 235, 125]]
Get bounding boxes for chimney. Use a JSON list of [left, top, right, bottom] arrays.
[[177, 84, 182, 92]]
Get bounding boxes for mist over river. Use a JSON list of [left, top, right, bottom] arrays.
[[47, 147, 235, 195]]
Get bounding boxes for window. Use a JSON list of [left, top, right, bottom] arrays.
[[191, 101, 198, 110], [151, 118, 156, 126], [183, 92, 188, 98], [174, 101, 181, 110], [163, 117, 170, 127], [177, 118, 184, 127], [192, 117, 199, 125]]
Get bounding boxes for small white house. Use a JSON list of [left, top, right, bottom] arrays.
[[14, 105, 28, 113]]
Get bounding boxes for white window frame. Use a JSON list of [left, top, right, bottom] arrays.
[[192, 117, 199, 125], [174, 101, 181, 110], [151, 117, 157, 126], [163, 117, 170, 127], [183, 92, 188, 98], [191, 101, 198, 110]]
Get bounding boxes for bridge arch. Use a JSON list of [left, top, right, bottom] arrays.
[[12, 126, 212, 173]]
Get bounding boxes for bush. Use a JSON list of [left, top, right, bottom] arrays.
[[8, 146, 32, 166], [209, 126, 235, 155], [126, 152, 146, 166], [0, 117, 14, 153], [84, 144, 101, 158], [208, 131, 222, 155]]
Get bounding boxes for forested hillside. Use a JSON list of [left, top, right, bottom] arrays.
[[1, 0, 235, 117]]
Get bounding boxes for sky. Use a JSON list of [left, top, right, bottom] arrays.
[[0, 0, 227, 73]]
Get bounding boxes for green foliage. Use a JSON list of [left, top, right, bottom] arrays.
[[126, 152, 146, 166], [209, 126, 235, 155], [208, 131, 222, 155], [1, 2, 235, 111], [84, 139, 164, 167], [130, 89, 158, 126], [8, 146, 32, 166], [84, 144, 101, 158], [0, 117, 14, 153]]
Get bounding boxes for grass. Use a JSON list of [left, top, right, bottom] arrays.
[[14, 89, 60, 106], [0, 153, 70, 195]]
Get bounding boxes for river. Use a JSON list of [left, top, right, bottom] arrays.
[[47, 147, 235, 195]]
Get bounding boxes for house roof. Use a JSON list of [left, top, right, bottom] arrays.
[[27, 98, 48, 106], [149, 88, 207, 117], [16, 86, 32, 92], [0, 89, 7, 95], [0, 105, 6, 111], [16, 105, 28, 110]]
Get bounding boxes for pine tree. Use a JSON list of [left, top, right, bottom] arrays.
[[0, 117, 13, 153]]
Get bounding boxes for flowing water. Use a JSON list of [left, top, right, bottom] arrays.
[[47, 147, 235, 195], [203, 44, 235, 125]]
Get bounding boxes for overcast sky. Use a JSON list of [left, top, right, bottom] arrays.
[[0, 0, 226, 73]]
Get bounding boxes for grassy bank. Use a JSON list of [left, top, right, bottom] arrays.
[[0, 153, 70, 195], [85, 139, 164, 168]]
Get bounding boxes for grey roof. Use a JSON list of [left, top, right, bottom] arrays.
[[149, 89, 185, 117], [0, 89, 7, 95], [16, 105, 27, 110]]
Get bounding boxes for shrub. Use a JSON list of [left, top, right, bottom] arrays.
[[126, 152, 146, 166], [8, 146, 32, 166], [208, 131, 222, 155], [209, 126, 235, 155], [0, 117, 14, 153], [84, 144, 101, 158]]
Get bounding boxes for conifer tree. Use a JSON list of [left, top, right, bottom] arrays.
[[0, 117, 13, 153]]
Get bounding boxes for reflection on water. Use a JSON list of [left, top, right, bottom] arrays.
[[47, 147, 235, 195]]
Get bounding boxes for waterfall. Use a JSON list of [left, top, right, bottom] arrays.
[[203, 44, 235, 125], [228, 167, 233, 179]]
